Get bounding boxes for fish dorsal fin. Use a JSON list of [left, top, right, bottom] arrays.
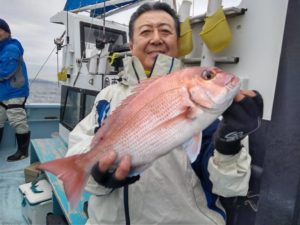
[[118, 70, 182, 114], [120, 75, 165, 109], [111, 75, 168, 125]]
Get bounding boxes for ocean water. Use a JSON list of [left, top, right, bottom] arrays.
[[27, 79, 61, 104]]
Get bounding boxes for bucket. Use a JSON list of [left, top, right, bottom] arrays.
[[199, 8, 232, 53], [178, 17, 193, 57]]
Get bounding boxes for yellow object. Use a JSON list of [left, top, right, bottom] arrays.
[[144, 70, 151, 77], [108, 52, 119, 65], [200, 8, 232, 53], [57, 68, 68, 81], [24, 162, 41, 183], [178, 17, 193, 57]]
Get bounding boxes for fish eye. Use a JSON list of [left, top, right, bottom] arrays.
[[201, 70, 215, 80]]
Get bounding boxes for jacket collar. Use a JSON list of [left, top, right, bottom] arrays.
[[119, 54, 182, 86]]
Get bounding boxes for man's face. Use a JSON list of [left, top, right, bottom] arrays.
[[129, 10, 179, 71], [0, 29, 9, 41]]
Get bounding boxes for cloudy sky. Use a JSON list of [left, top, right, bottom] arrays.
[[1, 0, 66, 81], [0, 0, 240, 82]]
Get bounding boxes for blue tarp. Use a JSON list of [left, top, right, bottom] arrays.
[[64, 0, 139, 17]]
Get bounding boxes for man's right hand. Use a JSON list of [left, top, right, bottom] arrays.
[[91, 151, 140, 188]]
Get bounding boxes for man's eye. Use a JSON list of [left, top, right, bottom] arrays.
[[160, 29, 171, 35], [162, 29, 170, 33], [201, 70, 215, 80], [141, 30, 150, 35]]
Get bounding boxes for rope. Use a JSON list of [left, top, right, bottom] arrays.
[[29, 46, 56, 87]]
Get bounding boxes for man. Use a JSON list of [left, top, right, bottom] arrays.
[[0, 18, 30, 161], [66, 2, 263, 224]]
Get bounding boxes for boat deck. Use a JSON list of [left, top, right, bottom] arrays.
[[0, 103, 60, 225], [0, 145, 28, 225], [30, 138, 89, 225]]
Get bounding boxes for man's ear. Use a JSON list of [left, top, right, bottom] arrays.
[[129, 41, 133, 51]]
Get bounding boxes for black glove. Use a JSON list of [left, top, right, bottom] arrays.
[[213, 91, 263, 155], [91, 163, 140, 189]]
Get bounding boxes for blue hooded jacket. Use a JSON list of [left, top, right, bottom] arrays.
[[0, 37, 29, 101]]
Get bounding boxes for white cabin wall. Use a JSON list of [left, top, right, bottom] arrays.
[[52, 0, 289, 122], [186, 0, 288, 120], [51, 11, 128, 92]]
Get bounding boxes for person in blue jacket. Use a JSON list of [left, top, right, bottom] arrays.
[[0, 18, 30, 161]]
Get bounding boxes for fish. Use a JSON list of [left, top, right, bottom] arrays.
[[37, 66, 240, 209]]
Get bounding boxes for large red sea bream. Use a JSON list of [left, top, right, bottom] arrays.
[[38, 66, 241, 209]]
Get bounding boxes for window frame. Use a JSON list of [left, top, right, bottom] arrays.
[[60, 85, 99, 131]]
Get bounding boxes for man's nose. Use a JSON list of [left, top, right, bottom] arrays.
[[150, 30, 163, 44]]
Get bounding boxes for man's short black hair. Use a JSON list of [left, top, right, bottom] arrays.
[[128, 2, 180, 41]]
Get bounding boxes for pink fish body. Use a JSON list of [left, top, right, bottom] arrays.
[[38, 66, 240, 209]]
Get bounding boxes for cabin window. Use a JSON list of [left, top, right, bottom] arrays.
[[60, 85, 98, 130], [84, 90, 98, 117], [80, 22, 127, 59]]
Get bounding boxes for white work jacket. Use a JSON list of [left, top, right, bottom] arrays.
[[67, 54, 251, 225]]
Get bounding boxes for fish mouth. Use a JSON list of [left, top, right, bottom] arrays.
[[212, 69, 240, 88], [226, 75, 240, 89], [203, 75, 240, 112]]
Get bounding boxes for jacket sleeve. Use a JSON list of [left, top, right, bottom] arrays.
[[0, 44, 20, 80], [192, 120, 251, 198], [208, 136, 251, 197]]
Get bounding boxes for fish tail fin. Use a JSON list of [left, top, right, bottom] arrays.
[[37, 154, 90, 210]]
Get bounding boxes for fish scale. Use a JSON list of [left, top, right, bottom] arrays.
[[37, 66, 240, 209], [110, 88, 188, 164]]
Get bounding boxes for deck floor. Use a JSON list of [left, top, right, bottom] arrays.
[[0, 146, 29, 225]]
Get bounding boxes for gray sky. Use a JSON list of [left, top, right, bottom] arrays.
[[0, 0, 240, 82], [1, 0, 66, 81]]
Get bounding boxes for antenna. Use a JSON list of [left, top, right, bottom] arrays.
[[96, 0, 107, 50]]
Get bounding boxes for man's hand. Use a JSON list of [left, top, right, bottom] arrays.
[[91, 151, 140, 188], [213, 90, 264, 155]]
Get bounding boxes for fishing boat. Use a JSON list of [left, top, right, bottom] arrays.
[[1, 0, 300, 224]]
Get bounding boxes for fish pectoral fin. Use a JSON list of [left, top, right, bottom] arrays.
[[181, 132, 202, 163], [153, 108, 192, 132]]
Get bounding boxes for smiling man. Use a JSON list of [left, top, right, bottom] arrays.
[[65, 2, 263, 225], [129, 7, 179, 71]]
